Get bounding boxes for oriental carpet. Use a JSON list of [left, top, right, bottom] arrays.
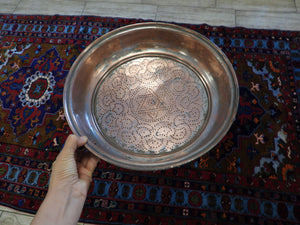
[[0, 14, 299, 224]]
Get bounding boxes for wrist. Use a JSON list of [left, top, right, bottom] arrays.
[[48, 179, 88, 200], [31, 184, 86, 225]]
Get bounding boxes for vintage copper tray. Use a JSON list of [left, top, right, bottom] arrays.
[[63, 22, 239, 170]]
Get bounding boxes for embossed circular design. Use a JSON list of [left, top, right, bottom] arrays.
[[95, 57, 209, 154]]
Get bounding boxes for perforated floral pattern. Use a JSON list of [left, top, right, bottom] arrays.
[[95, 57, 209, 154]]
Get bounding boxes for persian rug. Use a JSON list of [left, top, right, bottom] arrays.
[[0, 14, 299, 225]]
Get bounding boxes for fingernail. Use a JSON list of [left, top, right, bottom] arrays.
[[80, 136, 88, 143]]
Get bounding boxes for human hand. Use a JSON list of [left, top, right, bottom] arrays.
[[49, 134, 98, 197], [31, 134, 99, 225]]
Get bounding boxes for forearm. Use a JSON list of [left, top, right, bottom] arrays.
[[31, 184, 86, 225], [31, 135, 97, 225]]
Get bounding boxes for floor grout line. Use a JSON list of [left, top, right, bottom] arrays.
[[235, 8, 300, 15], [154, 5, 158, 21], [13, 0, 23, 14], [214, 0, 218, 8], [81, 1, 87, 16], [234, 9, 237, 27]]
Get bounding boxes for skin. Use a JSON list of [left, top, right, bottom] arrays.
[[31, 135, 99, 225]]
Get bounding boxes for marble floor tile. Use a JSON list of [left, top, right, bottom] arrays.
[[15, 0, 85, 15], [0, 5, 17, 14], [236, 11, 300, 31], [0, 211, 33, 225], [0, 204, 85, 225], [83, 1, 157, 20], [296, 0, 300, 11], [0, 205, 33, 217], [142, 0, 215, 7], [0, 0, 20, 5], [0, 0, 20, 14], [156, 6, 235, 27], [85, 0, 142, 2], [217, 0, 297, 12]]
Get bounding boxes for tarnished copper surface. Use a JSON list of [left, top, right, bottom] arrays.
[[63, 22, 239, 170]]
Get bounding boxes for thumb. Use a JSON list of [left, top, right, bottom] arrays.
[[77, 136, 88, 147], [61, 135, 88, 156]]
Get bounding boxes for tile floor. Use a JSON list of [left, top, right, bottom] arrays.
[[0, 0, 299, 30], [0, 0, 300, 224]]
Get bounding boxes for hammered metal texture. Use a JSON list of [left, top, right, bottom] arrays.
[[95, 57, 209, 154]]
